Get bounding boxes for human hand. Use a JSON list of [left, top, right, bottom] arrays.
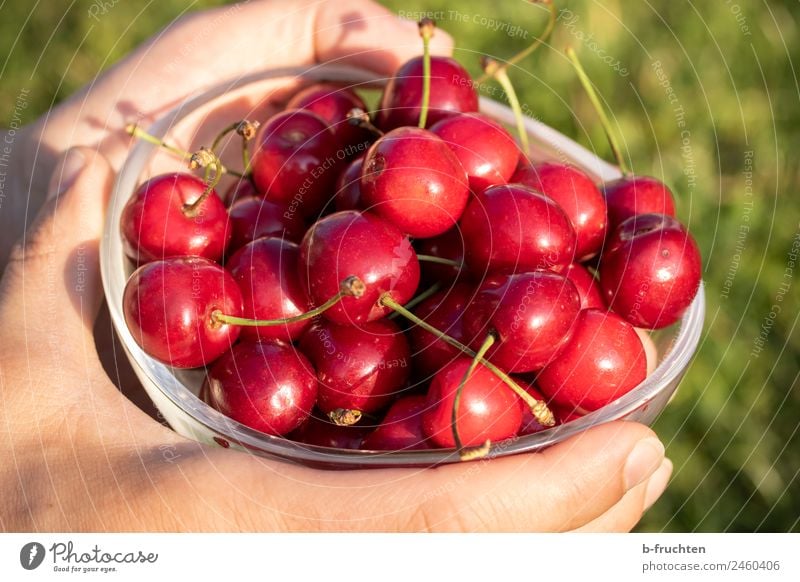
[[0, 0, 672, 532]]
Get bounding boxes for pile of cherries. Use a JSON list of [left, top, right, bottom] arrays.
[[120, 20, 701, 458]]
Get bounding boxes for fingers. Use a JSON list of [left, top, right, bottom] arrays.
[[0, 147, 113, 358], [570, 458, 673, 532]]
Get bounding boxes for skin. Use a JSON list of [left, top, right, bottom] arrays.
[[0, 0, 670, 532]]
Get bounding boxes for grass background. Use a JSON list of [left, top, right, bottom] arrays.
[[1, 0, 798, 532]]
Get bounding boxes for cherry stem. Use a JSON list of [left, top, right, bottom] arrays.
[[418, 18, 436, 128], [346, 108, 385, 138], [387, 281, 442, 320], [183, 148, 225, 218], [416, 254, 463, 269], [210, 120, 259, 176], [566, 46, 630, 175], [125, 123, 192, 160], [213, 276, 366, 327], [452, 334, 496, 461], [329, 408, 363, 427], [379, 294, 556, 427], [476, 0, 557, 84], [483, 58, 530, 154]]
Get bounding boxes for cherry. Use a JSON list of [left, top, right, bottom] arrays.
[[121, 172, 230, 264], [599, 213, 701, 329], [430, 113, 519, 193], [407, 283, 473, 378], [602, 175, 676, 232], [361, 395, 431, 450], [516, 382, 553, 436], [459, 184, 577, 274], [299, 318, 411, 417], [223, 178, 259, 207], [289, 415, 369, 449], [299, 211, 420, 325], [250, 109, 338, 218], [558, 263, 605, 310], [537, 309, 647, 412], [376, 56, 479, 131], [123, 257, 242, 368], [334, 155, 366, 212], [421, 358, 522, 448], [287, 83, 373, 154], [463, 271, 581, 373], [414, 226, 466, 284], [227, 196, 305, 251], [205, 340, 317, 436], [512, 162, 607, 260], [361, 127, 470, 238], [226, 237, 311, 342]]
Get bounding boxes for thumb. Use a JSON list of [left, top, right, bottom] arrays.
[[0, 147, 114, 356]]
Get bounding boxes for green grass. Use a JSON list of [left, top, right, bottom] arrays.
[[2, 0, 798, 532]]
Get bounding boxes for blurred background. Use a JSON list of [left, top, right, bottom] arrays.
[[1, 0, 797, 532]]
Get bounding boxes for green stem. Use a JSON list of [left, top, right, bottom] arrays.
[[211, 121, 241, 153], [379, 294, 555, 427], [493, 67, 530, 154], [388, 282, 442, 321], [125, 124, 192, 160], [416, 254, 462, 268], [418, 19, 435, 128], [566, 46, 630, 174], [453, 334, 496, 460]]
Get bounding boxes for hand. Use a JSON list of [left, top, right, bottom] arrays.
[[0, 0, 671, 532]]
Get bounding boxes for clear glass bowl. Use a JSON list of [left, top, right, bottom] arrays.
[[100, 65, 705, 469]]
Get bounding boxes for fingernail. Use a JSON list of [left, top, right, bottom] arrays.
[[624, 437, 665, 491], [48, 148, 86, 198], [643, 458, 673, 511]]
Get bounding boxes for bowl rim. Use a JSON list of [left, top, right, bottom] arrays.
[[100, 63, 705, 467]]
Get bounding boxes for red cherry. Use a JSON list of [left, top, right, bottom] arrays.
[[431, 113, 519, 193], [600, 213, 701, 329], [205, 340, 317, 436], [287, 83, 373, 154], [334, 155, 366, 212], [289, 415, 369, 449], [226, 237, 311, 342], [227, 196, 306, 251], [407, 283, 473, 378], [422, 358, 523, 448], [299, 318, 411, 415], [463, 271, 581, 373], [123, 257, 242, 368], [223, 178, 259, 207], [459, 184, 577, 274], [250, 109, 338, 218], [361, 395, 431, 450], [512, 162, 607, 260], [537, 309, 647, 412], [299, 211, 420, 325], [516, 382, 553, 436], [558, 263, 605, 310], [376, 56, 479, 131], [361, 127, 470, 238], [602, 175, 676, 232], [121, 173, 230, 264], [414, 226, 466, 284]]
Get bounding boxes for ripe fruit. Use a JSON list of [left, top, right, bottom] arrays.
[[414, 226, 466, 284], [205, 340, 317, 436], [422, 358, 522, 448], [516, 382, 552, 436], [227, 196, 305, 251], [121, 173, 230, 264], [250, 109, 338, 218], [459, 184, 577, 274], [123, 257, 242, 368], [299, 211, 420, 324], [361, 127, 470, 238], [226, 237, 311, 342], [334, 155, 366, 212], [223, 178, 259, 207], [463, 271, 581, 373], [300, 318, 411, 416], [512, 162, 607, 259], [431, 112, 519, 193], [290, 415, 369, 449], [537, 309, 647, 412], [361, 396, 431, 450], [599, 213, 701, 329], [558, 263, 605, 310], [602, 175, 676, 232], [376, 56, 479, 131]]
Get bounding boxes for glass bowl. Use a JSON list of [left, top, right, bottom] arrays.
[[100, 64, 705, 469]]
